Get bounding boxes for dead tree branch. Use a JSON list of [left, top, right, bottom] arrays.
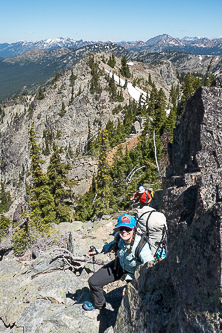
[[53, 248, 109, 266], [126, 165, 146, 187], [153, 130, 162, 177]]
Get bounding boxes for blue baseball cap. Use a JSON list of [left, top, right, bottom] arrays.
[[116, 214, 136, 229]]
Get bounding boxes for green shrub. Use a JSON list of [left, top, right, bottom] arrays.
[[12, 227, 28, 255], [0, 215, 12, 240]]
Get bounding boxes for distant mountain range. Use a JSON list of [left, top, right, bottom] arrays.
[[1, 34, 222, 58], [0, 43, 126, 101], [118, 34, 222, 54], [0, 36, 222, 102]]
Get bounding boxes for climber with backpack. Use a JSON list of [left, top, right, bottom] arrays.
[[82, 214, 154, 311], [130, 185, 152, 207]]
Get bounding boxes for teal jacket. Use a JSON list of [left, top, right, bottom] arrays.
[[103, 233, 154, 281]]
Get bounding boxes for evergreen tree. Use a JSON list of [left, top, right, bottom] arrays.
[[123, 104, 134, 135], [70, 70, 77, 86], [89, 55, 102, 94], [108, 74, 117, 99], [153, 88, 167, 135], [182, 74, 195, 98], [59, 102, 66, 116], [42, 129, 54, 156], [94, 129, 114, 217], [180, 73, 202, 109], [203, 56, 216, 86], [147, 84, 158, 117], [137, 94, 147, 116], [115, 90, 124, 102], [0, 182, 12, 213], [105, 119, 115, 147], [86, 120, 93, 154], [29, 185, 56, 230], [111, 145, 133, 207], [114, 119, 125, 145], [47, 143, 73, 222], [120, 56, 131, 78], [129, 142, 143, 167], [170, 84, 180, 105], [124, 146, 133, 174], [107, 53, 116, 68], [75, 174, 96, 221], [29, 123, 56, 230], [0, 215, 12, 240], [167, 84, 180, 139], [29, 122, 45, 184], [52, 72, 59, 85], [148, 73, 152, 85], [123, 79, 128, 89], [36, 87, 45, 100]]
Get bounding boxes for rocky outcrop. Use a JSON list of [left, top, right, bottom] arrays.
[[0, 217, 127, 333], [114, 78, 222, 332]]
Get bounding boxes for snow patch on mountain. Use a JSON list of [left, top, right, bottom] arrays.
[[105, 69, 148, 104], [182, 36, 203, 41]]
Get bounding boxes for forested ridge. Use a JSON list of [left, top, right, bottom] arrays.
[[0, 51, 216, 255]]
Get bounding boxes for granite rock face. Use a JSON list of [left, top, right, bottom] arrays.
[[114, 80, 222, 332]]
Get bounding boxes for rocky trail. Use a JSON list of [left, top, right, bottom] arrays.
[[0, 215, 128, 333]]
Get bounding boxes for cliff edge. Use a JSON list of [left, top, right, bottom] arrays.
[[115, 78, 222, 332]]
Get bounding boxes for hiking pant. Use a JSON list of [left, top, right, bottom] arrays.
[[88, 259, 124, 308]]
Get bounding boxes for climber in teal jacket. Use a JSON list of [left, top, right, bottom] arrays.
[[103, 228, 153, 281], [82, 214, 154, 311]]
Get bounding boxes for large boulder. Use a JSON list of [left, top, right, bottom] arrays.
[[114, 83, 222, 332]]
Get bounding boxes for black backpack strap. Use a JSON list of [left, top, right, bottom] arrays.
[[134, 233, 150, 262], [134, 212, 154, 260], [135, 209, 156, 228], [136, 211, 148, 227]]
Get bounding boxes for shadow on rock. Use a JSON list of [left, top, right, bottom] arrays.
[[98, 286, 125, 333], [66, 287, 90, 304]]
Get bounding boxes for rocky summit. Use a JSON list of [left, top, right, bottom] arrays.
[[114, 78, 222, 332]]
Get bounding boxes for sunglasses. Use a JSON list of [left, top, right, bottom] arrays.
[[118, 227, 133, 232]]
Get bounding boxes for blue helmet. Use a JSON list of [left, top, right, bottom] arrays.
[[138, 185, 145, 194]]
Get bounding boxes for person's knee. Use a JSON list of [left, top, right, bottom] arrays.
[[88, 274, 96, 288]]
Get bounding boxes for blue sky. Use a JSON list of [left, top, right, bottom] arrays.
[[1, 0, 221, 43]]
